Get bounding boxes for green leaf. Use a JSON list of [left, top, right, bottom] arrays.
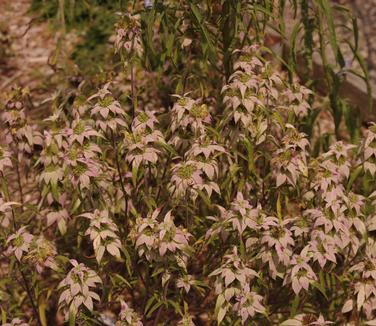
[[146, 299, 163, 318], [217, 306, 227, 324], [215, 294, 225, 315], [347, 165, 363, 192], [243, 137, 256, 174], [132, 165, 138, 187], [111, 273, 131, 288], [277, 193, 282, 221], [315, 0, 345, 67], [71, 198, 81, 214], [290, 295, 300, 317], [189, 3, 216, 61], [167, 299, 182, 315], [38, 296, 48, 326], [1, 309, 6, 324], [69, 311, 76, 326], [288, 21, 301, 73], [312, 280, 328, 301]]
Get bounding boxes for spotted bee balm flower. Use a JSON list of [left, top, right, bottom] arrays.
[[81, 209, 122, 263], [58, 259, 102, 320], [6, 226, 33, 261]]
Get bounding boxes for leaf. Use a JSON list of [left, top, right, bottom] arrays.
[[288, 21, 302, 73], [281, 319, 303, 326], [144, 295, 157, 314], [158, 141, 177, 156], [290, 295, 300, 317], [357, 284, 365, 310], [132, 165, 138, 188], [342, 299, 353, 313], [189, 3, 216, 62], [146, 300, 163, 318], [69, 310, 76, 326], [311, 281, 328, 300], [346, 165, 363, 192], [276, 193, 282, 220], [83, 296, 93, 311], [111, 273, 131, 288], [96, 245, 105, 263], [349, 44, 373, 111], [214, 294, 225, 315], [217, 306, 227, 324], [243, 137, 256, 174], [107, 243, 121, 258], [71, 198, 81, 214], [315, 0, 345, 67], [1, 308, 6, 324], [38, 296, 48, 326]]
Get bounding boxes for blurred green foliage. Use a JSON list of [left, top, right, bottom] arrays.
[[30, 0, 126, 75]]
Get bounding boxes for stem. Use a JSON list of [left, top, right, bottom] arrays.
[[111, 130, 129, 232], [16, 160, 24, 207], [129, 36, 137, 119], [19, 266, 42, 326], [152, 281, 169, 326], [156, 155, 171, 202], [131, 64, 136, 119]]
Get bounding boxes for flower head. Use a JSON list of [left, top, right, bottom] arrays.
[[58, 260, 102, 320], [6, 226, 33, 261]]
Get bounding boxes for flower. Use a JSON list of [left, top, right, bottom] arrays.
[[134, 209, 192, 266], [64, 118, 103, 145], [261, 216, 295, 266], [176, 274, 195, 293], [272, 125, 309, 187], [116, 300, 143, 326], [229, 192, 264, 234], [2, 318, 29, 326], [233, 290, 265, 323], [308, 231, 337, 268], [39, 164, 64, 186], [322, 141, 354, 179], [358, 124, 376, 176], [68, 158, 102, 189], [24, 236, 57, 273], [115, 14, 143, 57], [132, 110, 158, 131], [124, 129, 164, 169], [170, 95, 211, 133], [81, 209, 122, 263], [58, 260, 102, 320], [177, 314, 195, 326], [285, 246, 317, 294], [88, 84, 127, 132], [281, 83, 313, 118], [210, 247, 262, 324], [310, 314, 333, 325], [6, 226, 33, 261], [169, 160, 203, 198]]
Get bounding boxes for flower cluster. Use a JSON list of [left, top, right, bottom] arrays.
[[115, 14, 143, 57], [133, 209, 191, 266], [116, 300, 143, 326], [58, 260, 102, 320], [82, 209, 122, 263], [210, 247, 264, 324]]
